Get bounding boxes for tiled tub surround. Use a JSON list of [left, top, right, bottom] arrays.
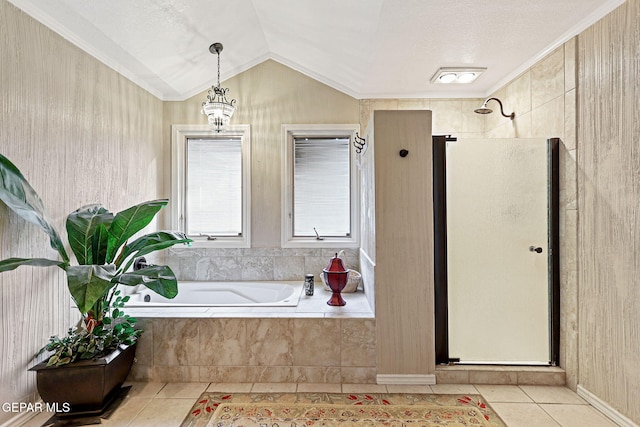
[[126, 247, 376, 383], [127, 290, 376, 384], [163, 247, 361, 282]]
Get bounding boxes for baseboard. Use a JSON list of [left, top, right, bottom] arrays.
[[577, 385, 639, 427], [0, 410, 39, 427], [376, 374, 437, 385]]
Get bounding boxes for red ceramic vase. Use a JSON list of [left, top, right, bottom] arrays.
[[323, 253, 350, 306]]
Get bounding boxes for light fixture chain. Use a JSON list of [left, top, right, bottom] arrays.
[[217, 51, 221, 88]]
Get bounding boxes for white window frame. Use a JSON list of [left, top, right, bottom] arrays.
[[171, 124, 251, 248], [281, 124, 360, 248]]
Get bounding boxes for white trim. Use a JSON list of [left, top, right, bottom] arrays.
[[0, 409, 40, 427], [376, 374, 437, 385], [171, 124, 251, 248], [577, 385, 639, 427], [281, 124, 361, 249], [484, 0, 626, 97]]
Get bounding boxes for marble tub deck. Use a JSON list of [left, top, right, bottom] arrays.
[[125, 286, 374, 318]]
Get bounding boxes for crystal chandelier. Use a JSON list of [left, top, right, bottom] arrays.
[[202, 42, 237, 132]]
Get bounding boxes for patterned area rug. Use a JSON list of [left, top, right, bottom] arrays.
[[181, 393, 505, 427]]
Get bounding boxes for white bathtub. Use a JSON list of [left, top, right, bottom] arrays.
[[125, 280, 303, 308]]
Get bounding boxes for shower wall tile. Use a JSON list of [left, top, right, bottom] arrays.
[[513, 112, 532, 138], [460, 99, 486, 133], [431, 99, 463, 134], [560, 147, 577, 210], [368, 99, 401, 110], [531, 96, 565, 138], [559, 209, 578, 272], [506, 71, 532, 117], [247, 319, 294, 366], [531, 46, 564, 109], [486, 122, 510, 139], [486, 87, 508, 132], [398, 98, 431, 110], [564, 89, 577, 151], [564, 37, 577, 92]]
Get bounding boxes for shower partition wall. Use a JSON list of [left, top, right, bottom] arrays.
[[434, 137, 559, 365]]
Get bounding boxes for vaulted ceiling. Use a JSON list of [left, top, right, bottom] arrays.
[[8, 0, 624, 100]]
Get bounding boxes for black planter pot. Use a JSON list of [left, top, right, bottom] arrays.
[[29, 344, 136, 416]]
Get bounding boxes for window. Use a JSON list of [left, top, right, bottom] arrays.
[[171, 124, 251, 247], [281, 124, 360, 248]]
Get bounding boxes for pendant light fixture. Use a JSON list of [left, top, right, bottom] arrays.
[[202, 42, 237, 132]]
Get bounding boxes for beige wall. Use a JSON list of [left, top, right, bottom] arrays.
[[2, 0, 638, 422], [578, 0, 640, 423], [372, 111, 435, 378], [162, 60, 360, 247], [0, 1, 163, 423]]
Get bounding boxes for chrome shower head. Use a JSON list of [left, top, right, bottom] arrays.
[[474, 97, 515, 120]]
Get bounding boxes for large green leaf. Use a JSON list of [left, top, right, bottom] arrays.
[[105, 199, 168, 263], [91, 223, 110, 265], [66, 205, 113, 265], [118, 231, 192, 271], [116, 265, 178, 299], [66, 265, 116, 314], [0, 154, 69, 263], [0, 257, 66, 272]]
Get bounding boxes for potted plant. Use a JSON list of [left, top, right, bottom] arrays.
[[0, 153, 191, 415]]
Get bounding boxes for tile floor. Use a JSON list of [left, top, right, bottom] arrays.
[[21, 382, 619, 427]]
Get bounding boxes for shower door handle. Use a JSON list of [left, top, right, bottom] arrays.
[[529, 246, 543, 253]]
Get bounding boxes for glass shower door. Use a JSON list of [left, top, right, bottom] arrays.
[[446, 138, 552, 364]]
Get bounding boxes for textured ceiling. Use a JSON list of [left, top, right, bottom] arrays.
[[8, 0, 625, 100]]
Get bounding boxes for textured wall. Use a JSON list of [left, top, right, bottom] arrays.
[[578, 0, 640, 422], [373, 110, 434, 377], [0, 1, 163, 423]]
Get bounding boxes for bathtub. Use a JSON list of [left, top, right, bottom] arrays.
[[125, 280, 303, 307]]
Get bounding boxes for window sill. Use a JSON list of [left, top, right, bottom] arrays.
[[185, 237, 251, 249], [281, 237, 360, 249]]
